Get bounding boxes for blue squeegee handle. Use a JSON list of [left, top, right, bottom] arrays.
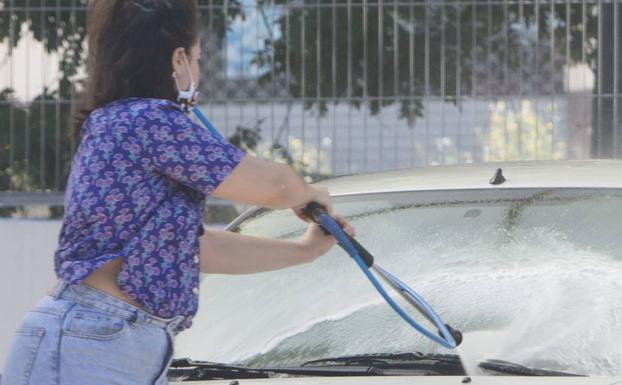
[[303, 202, 375, 268], [301, 201, 461, 349]]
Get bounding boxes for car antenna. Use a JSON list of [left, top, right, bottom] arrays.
[[490, 168, 506, 185]]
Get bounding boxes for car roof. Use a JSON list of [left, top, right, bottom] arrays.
[[314, 160, 622, 196]]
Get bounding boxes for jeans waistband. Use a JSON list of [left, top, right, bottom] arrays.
[[51, 281, 185, 334]]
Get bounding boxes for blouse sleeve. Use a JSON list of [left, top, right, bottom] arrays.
[[138, 106, 246, 195]]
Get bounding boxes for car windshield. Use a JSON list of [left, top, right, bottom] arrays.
[[175, 188, 622, 377]]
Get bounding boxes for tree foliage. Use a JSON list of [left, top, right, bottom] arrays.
[[254, 1, 618, 156], [0, 1, 620, 206], [0, 0, 243, 197]]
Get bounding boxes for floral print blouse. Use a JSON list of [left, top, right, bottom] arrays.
[[54, 98, 246, 330]]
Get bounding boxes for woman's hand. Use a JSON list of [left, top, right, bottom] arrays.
[[297, 214, 356, 262], [292, 185, 332, 222]]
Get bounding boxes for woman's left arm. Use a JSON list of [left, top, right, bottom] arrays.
[[199, 217, 355, 275], [199, 229, 316, 274]]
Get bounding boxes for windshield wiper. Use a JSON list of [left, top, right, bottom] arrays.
[[479, 359, 585, 377], [168, 353, 464, 381], [300, 352, 465, 374], [168, 353, 585, 382]]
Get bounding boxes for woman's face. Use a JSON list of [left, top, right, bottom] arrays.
[[172, 41, 201, 91], [188, 41, 201, 88]]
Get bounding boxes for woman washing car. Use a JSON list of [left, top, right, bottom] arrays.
[[1, 1, 354, 384]]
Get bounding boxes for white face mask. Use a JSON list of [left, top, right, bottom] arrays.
[[172, 53, 199, 113]]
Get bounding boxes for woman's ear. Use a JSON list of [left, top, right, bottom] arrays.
[[171, 47, 188, 87]]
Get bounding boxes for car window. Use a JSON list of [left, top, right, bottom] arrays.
[[176, 188, 622, 376], [236, 189, 622, 259]]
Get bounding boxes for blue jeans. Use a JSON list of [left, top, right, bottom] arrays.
[[1, 281, 185, 385]]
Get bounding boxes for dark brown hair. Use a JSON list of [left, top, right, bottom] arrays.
[[72, 0, 198, 141]]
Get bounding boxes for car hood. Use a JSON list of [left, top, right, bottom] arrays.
[[172, 376, 622, 385]]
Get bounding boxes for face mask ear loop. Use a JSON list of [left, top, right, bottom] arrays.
[[172, 52, 199, 113]]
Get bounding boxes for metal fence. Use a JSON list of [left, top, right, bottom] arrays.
[[0, 0, 620, 201]]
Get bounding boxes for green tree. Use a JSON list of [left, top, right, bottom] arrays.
[[0, 0, 244, 196], [254, 1, 617, 158], [0, 0, 89, 194]]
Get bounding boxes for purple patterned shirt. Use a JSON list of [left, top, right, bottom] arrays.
[[54, 98, 246, 329]]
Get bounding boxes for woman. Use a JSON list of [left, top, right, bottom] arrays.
[[1, 1, 355, 384]]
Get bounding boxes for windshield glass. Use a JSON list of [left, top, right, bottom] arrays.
[[176, 188, 622, 376]]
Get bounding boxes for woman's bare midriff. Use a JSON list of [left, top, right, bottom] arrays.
[[79, 257, 146, 310]]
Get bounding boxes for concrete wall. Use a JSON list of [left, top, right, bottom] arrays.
[[0, 219, 60, 369]]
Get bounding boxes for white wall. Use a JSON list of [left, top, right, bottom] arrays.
[[0, 219, 60, 368]]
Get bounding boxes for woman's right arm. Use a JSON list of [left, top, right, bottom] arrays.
[[211, 154, 329, 212], [140, 107, 330, 213]]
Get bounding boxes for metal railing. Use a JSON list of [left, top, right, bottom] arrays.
[[0, 0, 620, 202]]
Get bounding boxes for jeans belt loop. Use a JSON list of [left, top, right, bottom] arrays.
[[169, 316, 184, 333], [129, 310, 142, 327], [51, 280, 68, 300]]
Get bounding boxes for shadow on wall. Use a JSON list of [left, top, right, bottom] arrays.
[[0, 219, 61, 369]]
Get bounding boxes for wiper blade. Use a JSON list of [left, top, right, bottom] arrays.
[[168, 358, 272, 381], [301, 352, 465, 374], [168, 353, 586, 382], [479, 359, 585, 377], [168, 353, 466, 381]]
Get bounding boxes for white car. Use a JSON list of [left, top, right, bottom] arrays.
[[171, 160, 622, 385]]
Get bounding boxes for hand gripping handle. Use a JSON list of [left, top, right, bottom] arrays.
[[302, 202, 375, 268]]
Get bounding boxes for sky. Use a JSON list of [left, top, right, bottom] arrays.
[[0, 25, 61, 102], [225, 0, 282, 79]]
